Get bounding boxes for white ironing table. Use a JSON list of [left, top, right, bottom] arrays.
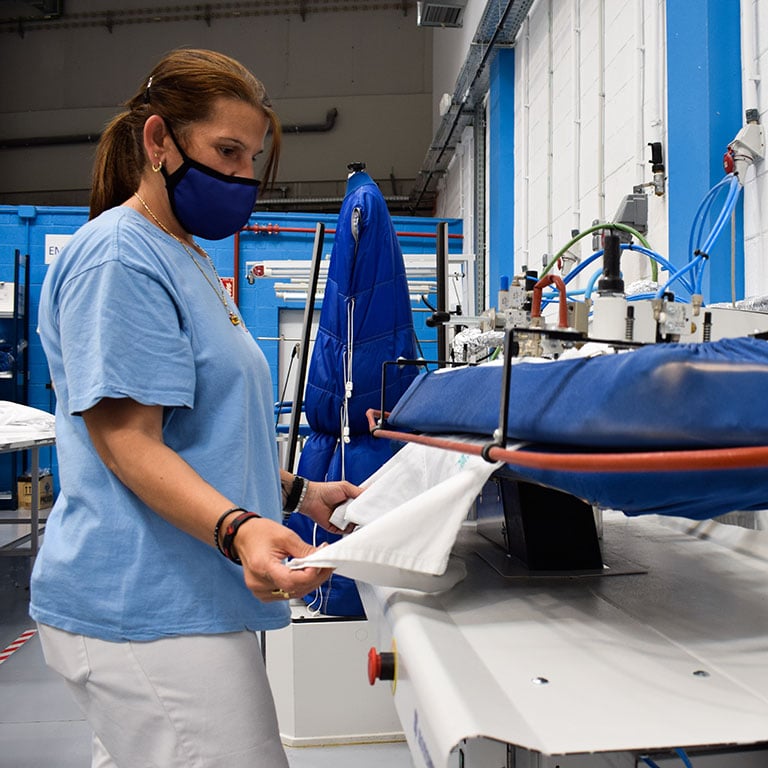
[[360, 512, 768, 767]]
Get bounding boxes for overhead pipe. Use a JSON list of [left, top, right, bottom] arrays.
[[0, 109, 339, 150], [740, 0, 760, 116], [2, 1, 410, 34], [0, 133, 100, 149], [281, 108, 338, 134]]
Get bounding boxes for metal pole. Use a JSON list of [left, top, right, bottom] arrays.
[[284, 222, 325, 471], [436, 221, 449, 366]]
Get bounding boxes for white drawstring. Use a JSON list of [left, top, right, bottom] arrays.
[[339, 296, 355, 480], [306, 523, 326, 616], [309, 213, 360, 615]]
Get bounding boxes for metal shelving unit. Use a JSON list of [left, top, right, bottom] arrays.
[[0, 249, 30, 510]]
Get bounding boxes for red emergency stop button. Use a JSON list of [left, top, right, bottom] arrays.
[[368, 646, 396, 685], [723, 149, 735, 175]]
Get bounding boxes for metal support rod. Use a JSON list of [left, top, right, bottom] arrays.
[[482, 327, 515, 460], [30, 446, 39, 555], [436, 221, 449, 366], [284, 222, 324, 471], [378, 359, 448, 424]]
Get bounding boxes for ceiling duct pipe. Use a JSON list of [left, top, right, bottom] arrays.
[[0, 108, 339, 150], [0, 133, 100, 149], [281, 108, 338, 134]]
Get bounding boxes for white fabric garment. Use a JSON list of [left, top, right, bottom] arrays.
[[0, 400, 55, 437], [0, 401, 55, 442], [289, 442, 503, 592]]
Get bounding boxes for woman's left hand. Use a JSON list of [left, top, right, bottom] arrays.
[[300, 480, 362, 533]]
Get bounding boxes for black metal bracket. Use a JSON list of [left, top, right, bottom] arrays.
[[478, 325, 644, 463], [376, 358, 471, 433]]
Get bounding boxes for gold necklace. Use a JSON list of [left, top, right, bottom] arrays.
[[134, 192, 244, 328]]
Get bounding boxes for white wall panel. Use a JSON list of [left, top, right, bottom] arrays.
[[525, 3, 551, 272], [435, 125, 474, 244], [508, 0, 668, 291], [743, 0, 768, 298], [514, 16, 531, 269], [550, 3, 577, 253], [434, 0, 677, 298]]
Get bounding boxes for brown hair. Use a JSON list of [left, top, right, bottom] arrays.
[[89, 48, 281, 219]]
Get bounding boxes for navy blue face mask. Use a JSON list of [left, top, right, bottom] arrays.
[[161, 127, 260, 241]]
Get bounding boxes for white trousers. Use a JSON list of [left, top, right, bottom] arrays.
[[37, 624, 289, 768]]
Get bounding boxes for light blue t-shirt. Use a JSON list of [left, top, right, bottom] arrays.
[[30, 206, 290, 640]]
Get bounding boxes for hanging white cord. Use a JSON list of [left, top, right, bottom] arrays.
[[308, 297, 354, 616], [306, 522, 325, 615], [339, 296, 355, 482]]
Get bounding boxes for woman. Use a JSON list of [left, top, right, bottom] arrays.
[[30, 48, 359, 767]]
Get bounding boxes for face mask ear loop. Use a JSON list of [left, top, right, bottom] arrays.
[[164, 123, 190, 163]]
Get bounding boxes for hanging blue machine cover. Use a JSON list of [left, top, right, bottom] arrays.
[[289, 170, 419, 615]]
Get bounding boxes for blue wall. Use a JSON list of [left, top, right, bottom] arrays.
[[0, 204, 462, 495], [666, 0, 744, 303], [488, 48, 516, 301]]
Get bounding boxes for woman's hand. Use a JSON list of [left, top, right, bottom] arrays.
[[300, 479, 362, 533], [233, 516, 334, 602]]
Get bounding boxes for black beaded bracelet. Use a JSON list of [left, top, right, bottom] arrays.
[[282, 474, 306, 514], [214, 507, 248, 556], [221, 511, 261, 565]]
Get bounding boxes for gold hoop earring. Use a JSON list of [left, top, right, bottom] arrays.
[[152, 159, 163, 173]]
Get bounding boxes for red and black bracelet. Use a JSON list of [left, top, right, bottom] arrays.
[[220, 510, 261, 565], [214, 507, 248, 556]]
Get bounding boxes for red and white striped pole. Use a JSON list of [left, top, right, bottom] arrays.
[[0, 629, 37, 666]]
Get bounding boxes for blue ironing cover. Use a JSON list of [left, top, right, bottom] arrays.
[[386, 336, 768, 520]]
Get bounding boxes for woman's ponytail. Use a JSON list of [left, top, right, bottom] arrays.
[[89, 110, 145, 219]]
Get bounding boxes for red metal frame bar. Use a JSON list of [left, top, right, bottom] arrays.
[[240, 223, 463, 239], [366, 409, 768, 473]]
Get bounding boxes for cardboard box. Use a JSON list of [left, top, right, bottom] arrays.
[[17, 472, 53, 510]]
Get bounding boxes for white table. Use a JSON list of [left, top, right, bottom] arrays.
[[0, 433, 55, 556], [360, 512, 768, 766]]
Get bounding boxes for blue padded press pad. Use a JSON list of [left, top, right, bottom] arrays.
[[388, 336, 768, 449]]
